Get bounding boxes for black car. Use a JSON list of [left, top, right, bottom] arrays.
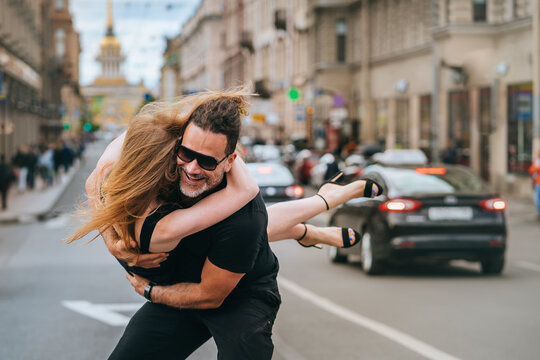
[[246, 162, 304, 203], [328, 164, 507, 275]]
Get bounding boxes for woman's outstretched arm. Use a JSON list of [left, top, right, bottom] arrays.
[[150, 156, 259, 252]]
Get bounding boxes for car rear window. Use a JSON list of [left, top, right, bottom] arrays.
[[247, 164, 294, 186], [384, 167, 485, 195]]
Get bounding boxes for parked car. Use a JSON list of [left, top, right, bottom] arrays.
[[327, 164, 507, 275], [250, 144, 281, 163], [246, 162, 304, 203]]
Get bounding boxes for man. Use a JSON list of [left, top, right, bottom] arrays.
[[90, 96, 280, 360]]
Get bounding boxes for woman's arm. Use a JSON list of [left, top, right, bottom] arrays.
[[87, 131, 168, 267], [150, 156, 259, 252]]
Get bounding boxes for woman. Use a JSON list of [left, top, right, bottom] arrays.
[[66, 88, 381, 282]]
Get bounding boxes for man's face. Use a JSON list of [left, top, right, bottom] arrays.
[[176, 123, 236, 198]]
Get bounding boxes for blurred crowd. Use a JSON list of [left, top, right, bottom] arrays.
[[0, 138, 88, 211]]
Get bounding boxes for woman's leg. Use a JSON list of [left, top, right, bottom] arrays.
[[266, 178, 370, 241], [270, 223, 358, 248]]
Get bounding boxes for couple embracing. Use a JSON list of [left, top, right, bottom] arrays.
[[67, 87, 382, 359]]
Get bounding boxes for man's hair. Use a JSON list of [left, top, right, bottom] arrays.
[[188, 96, 248, 155]]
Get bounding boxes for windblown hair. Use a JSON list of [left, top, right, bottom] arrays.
[[65, 87, 252, 265]]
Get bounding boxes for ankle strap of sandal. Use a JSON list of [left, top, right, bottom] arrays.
[[316, 194, 330, 210]]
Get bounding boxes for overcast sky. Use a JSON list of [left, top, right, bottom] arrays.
[[71, 0, 200, 91]]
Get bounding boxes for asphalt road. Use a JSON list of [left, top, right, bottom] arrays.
[[1, 140, 540, 360]]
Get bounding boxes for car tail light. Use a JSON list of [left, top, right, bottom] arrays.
[[479, 197, 506, 211], [379, 198, 422, 212], [285, 185, 304, 198], [415, 167, 447, 175]]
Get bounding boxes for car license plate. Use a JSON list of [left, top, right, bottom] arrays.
[[428, 207, 473, 221]]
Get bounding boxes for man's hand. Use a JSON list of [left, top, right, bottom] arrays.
[[111, 238, 168, 268], [126, 272, 149, 297]]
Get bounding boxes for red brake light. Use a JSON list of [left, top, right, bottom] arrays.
[[379, 198, 422, 212], [285, 185, 304, 198], [415, 167, 447, 175], [479, 198, 506, 211]]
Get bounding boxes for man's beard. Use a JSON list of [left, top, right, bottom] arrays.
[[178, 166, 224, 198]]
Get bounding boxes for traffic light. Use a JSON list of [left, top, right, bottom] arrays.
[[288, 87, 301, 102], [63, 122, 71, 130], [83, 122, 92, 131]]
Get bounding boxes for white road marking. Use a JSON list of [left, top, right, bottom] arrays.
[[514, 261, 540, 272], [62, 300, 144, 326], [278, 277, 461, 360]]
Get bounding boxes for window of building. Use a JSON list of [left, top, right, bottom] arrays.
[[473, 0, 487, 22], [448, 91, 470, 166], [336, 19, 347, 63], [55, 0, 65, 10], [395, 99, 409, 149], [478, 88, 491, 180], [55, 28, 66, 59], [507, 83, 533, 173], [419, 95, 431, 154]]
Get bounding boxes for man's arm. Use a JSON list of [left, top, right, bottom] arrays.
[[127, 258, 244, 309]]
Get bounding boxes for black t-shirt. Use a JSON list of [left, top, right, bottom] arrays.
[[118, 192, 280, 302]]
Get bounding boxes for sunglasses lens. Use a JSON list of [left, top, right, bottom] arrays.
[[197, 156, 217, 171], [177, 145, 218, 171], [177, 146, 195, 163]]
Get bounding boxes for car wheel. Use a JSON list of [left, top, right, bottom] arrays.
[[481, 255, 504, 275], [327, 246, 348, 263], [361, 230, 384, 275]]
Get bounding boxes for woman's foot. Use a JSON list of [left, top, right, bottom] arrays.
[[297, 224, 359, 248], [317, 177, 380, 209]]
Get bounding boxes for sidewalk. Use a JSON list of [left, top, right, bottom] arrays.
[[0, 163, 80, 224]]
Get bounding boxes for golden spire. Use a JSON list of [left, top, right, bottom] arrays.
[[106, 0, 114, 36]]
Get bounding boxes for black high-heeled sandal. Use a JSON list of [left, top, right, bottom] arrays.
[[296, 223, 323, 249], [317, 173, 384, 210], [342, 228, 361, 248], [361, 178, 384, 198], [316, 172, 344, 210]]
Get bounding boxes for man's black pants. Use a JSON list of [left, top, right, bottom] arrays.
[[108, 296, 279, 360]]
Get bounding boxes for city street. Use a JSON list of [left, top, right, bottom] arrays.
[[1, 140, 540, 360]]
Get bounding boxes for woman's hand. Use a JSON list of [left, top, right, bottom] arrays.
[[110, 238, 168, 268]]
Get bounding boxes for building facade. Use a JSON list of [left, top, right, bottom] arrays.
[[164, 0, 540, 195], [44, 0, 83, 136], [0, 0, 82, 159], [179, 0, 224, 93], [0, 0, 44, 158], [160, 35, 182, 100], [320, 0, 537, 195]]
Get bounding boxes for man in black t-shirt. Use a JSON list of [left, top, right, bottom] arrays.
[[103, 96, 280, 360]]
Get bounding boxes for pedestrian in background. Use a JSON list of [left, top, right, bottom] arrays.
[[0, 154, 16, 210], [529, 149, 540, 220]]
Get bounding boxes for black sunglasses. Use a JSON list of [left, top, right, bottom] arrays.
[[176, 143, 230, 171]]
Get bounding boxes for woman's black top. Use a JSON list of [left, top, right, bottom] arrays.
[[116, 193, 280, 302]]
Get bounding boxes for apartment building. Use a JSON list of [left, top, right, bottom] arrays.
[[316, 0, 537, 194], [0, 0, 43, 158], [179, 0, 224, 93]]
